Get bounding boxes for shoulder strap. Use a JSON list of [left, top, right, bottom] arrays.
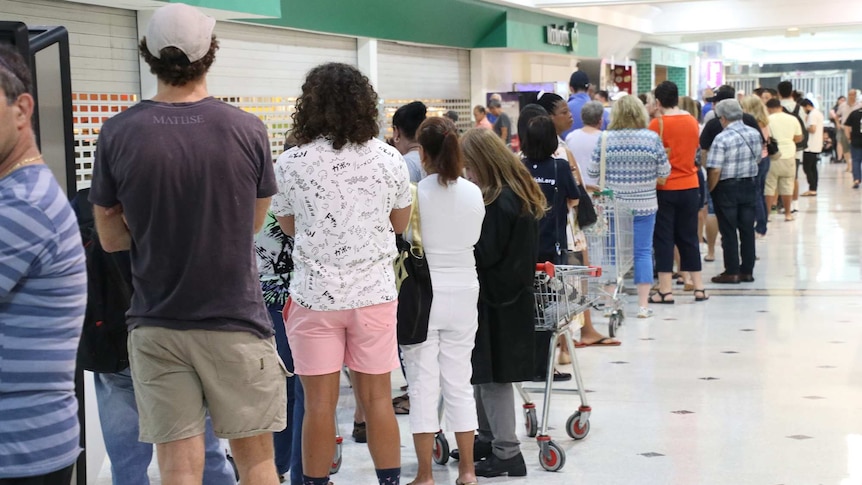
[[409, 184, 423, 255], [599, 131, 608, 191]]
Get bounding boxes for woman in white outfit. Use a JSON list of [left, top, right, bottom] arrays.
[[401, 117, 486, 485]]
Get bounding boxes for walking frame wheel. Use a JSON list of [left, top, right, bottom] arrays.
[[523, 404, 538, 438], [566, 411, 590, 440], [538, 436, 566, 472], [432, 430, 450, 465]]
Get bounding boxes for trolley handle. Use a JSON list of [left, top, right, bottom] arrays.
[[592, 188, 614, 198], [536, 262, 555, 278], [588, 265, 602, 277]]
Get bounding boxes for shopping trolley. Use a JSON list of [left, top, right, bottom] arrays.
[[583, 190, 634, 337], [515, 263, 602, 472]]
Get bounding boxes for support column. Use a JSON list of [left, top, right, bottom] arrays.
[[357, 37, 379, 90], [136, 10, 157, 100], [470, 49, 488, 116]]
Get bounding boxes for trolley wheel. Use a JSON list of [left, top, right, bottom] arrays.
[[608, 311, 622, 338], [524, 407, 538, 438], [432, 431, 449, 465], [539, 440, 566, 472], [330, 444, 343, 474], [566, 412, 590, 440]]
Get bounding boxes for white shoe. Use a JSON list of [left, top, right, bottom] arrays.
[[637, 307, 654, 319]]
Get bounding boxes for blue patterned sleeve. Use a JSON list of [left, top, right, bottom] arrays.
[[587, 135, 602, 179]]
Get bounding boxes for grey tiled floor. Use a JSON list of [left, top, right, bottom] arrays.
[[96, 163, 862, 484]]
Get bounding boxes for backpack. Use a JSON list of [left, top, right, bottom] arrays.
[[784, 104, 809, 151], [73, 189, 132, 373]]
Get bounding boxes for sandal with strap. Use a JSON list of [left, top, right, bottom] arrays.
[[649, 291, 675, 304], [694, 289, 710, 302]]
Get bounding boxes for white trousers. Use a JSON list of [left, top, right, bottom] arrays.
[[401, 276, 479, 434]]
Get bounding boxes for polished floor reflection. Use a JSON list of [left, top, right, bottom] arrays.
[[96, 162, 862, 485]]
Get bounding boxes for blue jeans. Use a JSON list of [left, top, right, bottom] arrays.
[[633, 213, 656, 285], [268, 304, 298, 476], [93, 369, 236, 485], [754, 157, 770, 235], [852, 146, 862, 182]]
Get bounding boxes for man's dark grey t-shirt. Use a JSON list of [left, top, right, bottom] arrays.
[[89, 97, 277, 338], [494, 112, 512, 145]]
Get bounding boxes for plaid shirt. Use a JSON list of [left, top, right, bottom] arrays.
[[706, 120, 761, 180]]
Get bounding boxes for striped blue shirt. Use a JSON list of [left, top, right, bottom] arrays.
[[0, 165, 86, 478], [588, 129, 671, 216]]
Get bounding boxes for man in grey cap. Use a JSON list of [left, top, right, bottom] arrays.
[[89, 4, 286, 484], [706, 99, 761, 284]]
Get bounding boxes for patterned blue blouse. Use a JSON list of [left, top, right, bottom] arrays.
[[588, 129, 671, 216]]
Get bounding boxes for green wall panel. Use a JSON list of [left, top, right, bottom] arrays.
[[163, 0, 281, 17], [249, 0, 507, 49], [667, 66, 688, 96], [237, 0, 598, 56], [636, 49, 653, 95]]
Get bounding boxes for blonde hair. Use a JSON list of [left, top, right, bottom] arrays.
[[679, 96, 701, 120], [741, 95, 769, 127], [609, 95, 649, 130], [460, 128, 547, 219]]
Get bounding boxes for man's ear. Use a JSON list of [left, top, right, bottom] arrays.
[[13, 93, 34, 129]]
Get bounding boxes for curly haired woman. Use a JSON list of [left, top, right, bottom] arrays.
[[271, 63, 413, 485]]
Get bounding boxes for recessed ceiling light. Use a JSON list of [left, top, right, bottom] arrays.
[[787, 27, 800, 32]]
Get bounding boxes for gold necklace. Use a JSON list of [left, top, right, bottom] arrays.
[[0, 155, 43, 179]]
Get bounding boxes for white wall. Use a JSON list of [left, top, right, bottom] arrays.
[[0, 0, 140, 94], [377, 41, 470, 100], [470, 50, 579, 109]]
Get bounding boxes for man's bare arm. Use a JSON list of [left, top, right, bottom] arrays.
[[707, 168, 722, 192], [94, 204, 131, 253], [254, 197, 271, 234]]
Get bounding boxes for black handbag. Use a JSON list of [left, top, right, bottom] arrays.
[[393, 185, 433, 345], [575, 183, 597, 228]]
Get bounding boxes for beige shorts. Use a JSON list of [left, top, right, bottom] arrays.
[[129, 326, 288, 443], [764, 157, 796, 196]]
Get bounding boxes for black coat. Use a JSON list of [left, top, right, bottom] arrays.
[[471, 187, 539, 385]]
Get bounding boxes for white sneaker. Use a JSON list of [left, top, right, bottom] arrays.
[[637, 307, 654, 319]]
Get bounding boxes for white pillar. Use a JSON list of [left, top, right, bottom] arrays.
[[357, 37, 379, 90], [136, 10, 157, 100], [470, 49, 488, 115]]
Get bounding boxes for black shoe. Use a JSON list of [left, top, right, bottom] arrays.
[[740, 274, 754, 283], [531, 370, 572, 382], [352, 421, 367, 443], [475, 452, 527, 478], [450, 437, 492, 461]]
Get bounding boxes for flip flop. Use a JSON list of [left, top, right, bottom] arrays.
[[578, 337, 621, 347]]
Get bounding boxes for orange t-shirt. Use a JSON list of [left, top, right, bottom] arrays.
[[649, 114, 700, 191]]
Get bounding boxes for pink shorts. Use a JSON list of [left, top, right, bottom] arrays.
[[284, 298, 400, 376]]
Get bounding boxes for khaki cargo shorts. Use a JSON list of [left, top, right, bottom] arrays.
[[129, 326, 289, 443], [764, 157, 796, 196]]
